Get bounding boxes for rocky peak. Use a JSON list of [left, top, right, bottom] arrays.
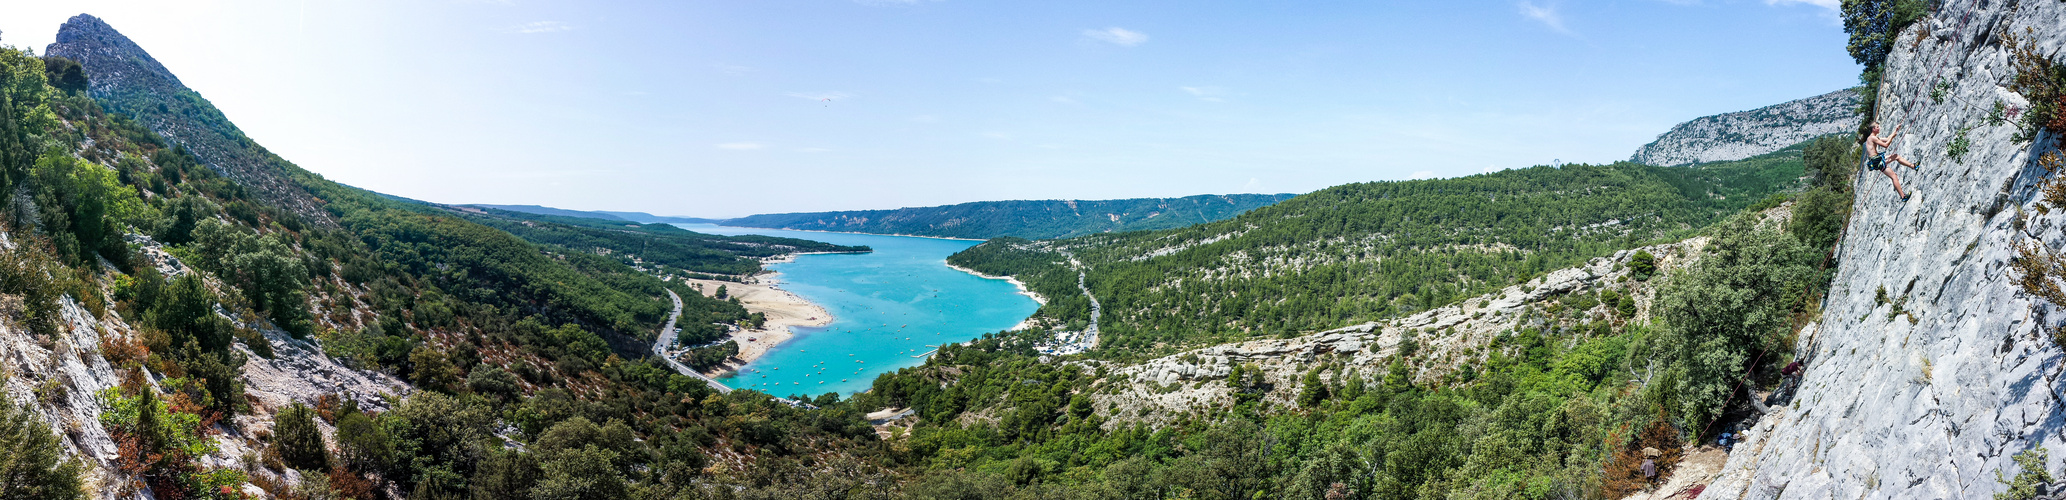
[[1633, 88, 1861, 167], [46, 14, 182, 92], [45, 14, 334, 226]]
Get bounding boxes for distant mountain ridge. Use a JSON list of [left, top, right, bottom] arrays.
[[1631, 88, 1861, 166], [465, 204, 717, 224], [724, 194, 1298, 239]]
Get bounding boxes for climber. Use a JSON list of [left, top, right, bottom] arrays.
[[1862, 122, 1920, 200]]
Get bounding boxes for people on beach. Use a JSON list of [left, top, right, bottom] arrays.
[[1862, 122, 1919, 200]]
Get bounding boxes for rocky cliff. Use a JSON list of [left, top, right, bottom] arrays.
[[1703, 2, 2066, 498], [1633, 89, 1861, 166]]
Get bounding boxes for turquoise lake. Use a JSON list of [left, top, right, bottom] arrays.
[[675, 224, 1041, 398]]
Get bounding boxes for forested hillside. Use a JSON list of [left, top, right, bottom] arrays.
[[2, 16, 895, 499], [953, 145, 1812, 357], [846, 135, 1862, 498], [724, 193, 1297, 239], [458, 205, 869, 279]]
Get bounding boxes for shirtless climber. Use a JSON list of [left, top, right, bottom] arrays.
[[1863, 122, 1920, 200]]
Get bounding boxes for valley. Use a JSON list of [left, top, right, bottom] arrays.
[[4, 2, 2063, 499]]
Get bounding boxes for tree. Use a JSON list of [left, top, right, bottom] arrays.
[[1297, 368, 1330, 408], [409, 346, 459, 392], [1628, 250, 1657, 279], [40, 57, 86, 94], [529, 445, 626, 500], [273, 403, 328, 471], [0, 396, 84, 500], [1841, 0, 1928, 72], [466, 364, 521, 401], [1657, 215, 1817, 428], [334, 408, 392, 475]]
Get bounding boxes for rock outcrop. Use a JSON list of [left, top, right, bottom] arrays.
[[1702, 2, 2066, 498], [1633, 88, 1861, 166], [45, 14, 333, 226], [1089, 237, 1710, 425]]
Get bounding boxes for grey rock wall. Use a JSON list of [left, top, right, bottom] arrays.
[[1633, 88, 1861, 166], [1703, 2, 2066, 498]]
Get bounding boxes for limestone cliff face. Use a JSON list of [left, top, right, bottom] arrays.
[[1632, 89, 1860, 166], [1703, 2, 2066, 498]]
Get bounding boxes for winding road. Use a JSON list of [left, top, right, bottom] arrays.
[[652, 289, 732, 394]]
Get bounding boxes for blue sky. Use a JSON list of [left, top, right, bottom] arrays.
[[2, 0, 1853, 218]]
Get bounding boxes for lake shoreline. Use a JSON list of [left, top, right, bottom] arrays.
[[684, 270, 833, 377], [677, 223, 1044, 394], [946, 262, 1046, 331]]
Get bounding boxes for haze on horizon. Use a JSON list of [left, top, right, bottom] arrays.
[[1, 0, 1855, 218]]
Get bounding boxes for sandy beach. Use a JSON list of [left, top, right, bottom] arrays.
[[945, 262, 1048, 331], [945, 262, 1045, 306], [686, 272, 832, 375]]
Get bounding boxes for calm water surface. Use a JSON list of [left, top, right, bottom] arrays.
[[676, 224, 1040, 397]]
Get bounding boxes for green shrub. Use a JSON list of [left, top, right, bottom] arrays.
[[272, 403, 328, 471], [1949, 126, 1973, 162], [1995, 448, 2054, 500], [0, 395, 84, 499]]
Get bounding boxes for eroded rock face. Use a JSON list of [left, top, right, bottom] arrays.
[[1632, 88, 1861, 167], [2, 294, 142, 499], [1703, 2, 2066, 498], [1089, 237, 1707, 426]]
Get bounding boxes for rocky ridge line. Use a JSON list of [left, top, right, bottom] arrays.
[[1633, 88, 1861, 167]]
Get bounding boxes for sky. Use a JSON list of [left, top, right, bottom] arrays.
[[0, 0, 1856, 218]]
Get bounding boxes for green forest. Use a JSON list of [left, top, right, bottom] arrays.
[[724, 193, 1297, 240], [845, 135, 1860, 499], [461, 206, 869, 278], [951, 147, 1811, 359]]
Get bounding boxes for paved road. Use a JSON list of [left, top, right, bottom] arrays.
[[652, 289, 732, 394]]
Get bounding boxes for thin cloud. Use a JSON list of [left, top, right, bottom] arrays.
[[1517, 2, 1571, 35], [787, 91, 853, 101], [1084, 27, 1149, 47], [1180, 86, 1226, 102], [715, 142, 766, 150], [505, 21, 573, 34]]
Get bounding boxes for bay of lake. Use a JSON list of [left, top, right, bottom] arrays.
[[673, 224, 1041, 397]]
